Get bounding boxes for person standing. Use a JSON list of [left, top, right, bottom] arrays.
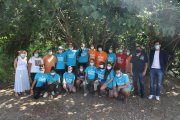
[[14, 50, 30, 96], [148, 41, 168, 101], [28, 50, 44, 83], [116, 46, 126, 72], [88, 44, 97, 62], [65, 43, 78, 73], [96, 45, 107, 68], [130, 46, 148, 98], [55, 46, 66, 78], [43, 49, 57, 73], [125, 49, 132, 74], [107, 46, 116, 68], [78, 43, 89, 68]]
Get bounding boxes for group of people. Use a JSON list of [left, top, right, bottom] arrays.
[[14, 41, 168, 102]]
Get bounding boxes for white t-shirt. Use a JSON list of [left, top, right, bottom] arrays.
[[151, 51, 161, 69], [28, 56, 44, 73]]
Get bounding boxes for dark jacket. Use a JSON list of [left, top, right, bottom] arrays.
[[149, 49, 168, 72]]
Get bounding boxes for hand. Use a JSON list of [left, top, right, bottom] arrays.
[[130, 80, 133, 84], [30, 89, 33, 96], [63, 84, 66, 89], [142, 71, 146, 76], [130, 71, 133, 76]]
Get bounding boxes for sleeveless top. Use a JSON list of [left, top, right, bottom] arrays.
[[16, 56, 28, 70]]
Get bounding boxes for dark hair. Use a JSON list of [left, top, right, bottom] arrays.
[[97, 45, 103, 51], [154, 40, 161, 45], [33, 49, 39, 55], [47, 49, 52, 52], [79, 43, 85, 56], [50, 66, 56, 71], [104, 62, 113, 79], [115, 67, 121, 71], [99, 62, 105, 65]]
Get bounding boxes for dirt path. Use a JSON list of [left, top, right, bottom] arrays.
[[0, 78, 180, 120]]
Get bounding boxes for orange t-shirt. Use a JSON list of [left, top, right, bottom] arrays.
[[96, 51, 107, 68], [89, 49, 97, 61], [43, 55, 57, 73], [125, 55, 132, 73]]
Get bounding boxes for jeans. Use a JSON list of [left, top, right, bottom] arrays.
[[133, 72, 144, 96], [47, 83, 62, 94], [150, 68, 163, 96], [33, 85, 47, 99]]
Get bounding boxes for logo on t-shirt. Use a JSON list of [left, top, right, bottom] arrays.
[[58, 57, 64, 61], [140, 55, 144, 60], [35, 60, 41, 66]]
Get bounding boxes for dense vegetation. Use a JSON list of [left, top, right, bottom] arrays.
[[0, 0, 179, 82]]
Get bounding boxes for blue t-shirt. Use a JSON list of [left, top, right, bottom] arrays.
[[96, 68, 106, 81], [78, 48, 89, 63], [47, 73, 60, 84], [113, 74, 131, 90], [63, 72, 75, 85], [34, 73, 48, 87], [65, 49, 78, 66], [85, 66, 97, 80], [107, 53, 117, 63], [56, 52, 66, 69], [105, 70, 115, 89]]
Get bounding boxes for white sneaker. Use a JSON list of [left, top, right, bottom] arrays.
[[84, 93, 87, 97], [51, 91, 55, 96], [155, 96, 160, 101], [43, 92, 48, 98], [148, 95, 154, 100]]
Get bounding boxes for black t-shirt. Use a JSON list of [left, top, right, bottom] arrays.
[[130, 51, 148, 73]]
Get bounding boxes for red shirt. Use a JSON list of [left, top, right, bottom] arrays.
[[116, 52, 126, 71]]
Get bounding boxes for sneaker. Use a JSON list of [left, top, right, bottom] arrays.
[[43, 92, 48, 98], [51, 91, 55, 96], [84, 93, 88, 97], [148, 95, 154, 100], [155, 96, 160, 101]]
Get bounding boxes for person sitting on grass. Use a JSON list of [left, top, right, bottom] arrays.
[[30, 65, 48, 99], [43, 66, 61, 98], [84, 59, 97, 97], [63, 66, 76, 94], [100, 62, 115, 98], [76, 65, 85, 90], [113, 68, 132, 103]]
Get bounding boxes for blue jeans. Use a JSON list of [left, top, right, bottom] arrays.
[[133, 72, 144, 96], [150, 68, 163, 96]]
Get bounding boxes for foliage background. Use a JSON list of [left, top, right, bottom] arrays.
[[0, 0, 179, 82]]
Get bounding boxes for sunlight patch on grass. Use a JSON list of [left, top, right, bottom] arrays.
[[166, 91, 179, 97], [0, 89, 14, 96], [67, 112, 77, 115], [20, 105, 27, 111], [93, 104, 104, 108]]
